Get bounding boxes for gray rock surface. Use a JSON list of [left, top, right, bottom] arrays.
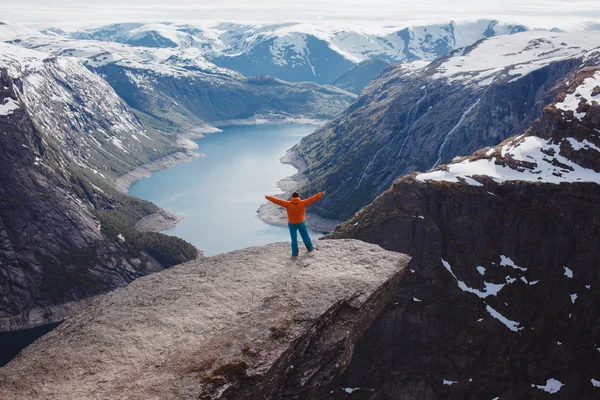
[[0, 240, 409, 400]]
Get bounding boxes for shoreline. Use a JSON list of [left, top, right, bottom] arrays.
[[115, 149, 203, 194], [257, 149, 343, 233], [115, 127, 217, 233], [211, 115, 328, 127], [115, 148, 199, 233], [117, 119, 332, 233]]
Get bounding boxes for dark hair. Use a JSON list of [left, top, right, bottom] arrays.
[[292, 192, 300, 198]]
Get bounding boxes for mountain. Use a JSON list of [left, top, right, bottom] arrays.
[[0, 42, 197, 332], [291, 30, 600, 220], [59, 20, 530, 85], [8, 30, 355, 132], [324, 66, 600, 399], [0, 42, 172, 178], [0, 240, 409, 400], [331, 58, 391, 94]]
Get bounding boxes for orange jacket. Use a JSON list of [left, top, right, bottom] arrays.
[[266, 192, 324, 224]]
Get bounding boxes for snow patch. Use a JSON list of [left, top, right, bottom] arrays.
[[556, 71, 600, 120], [566, 137, 600, 153], [486, 304, 522, 332], [417, 135, 600, 186], [0, 97, 20, 115], [532, 378, 564, 394], [442, 259, 507, 298], [499, 255, 527, 271], [564, 266, 573, 278]]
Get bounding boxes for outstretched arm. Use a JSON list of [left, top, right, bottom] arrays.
[[265, 195, 289, 207], [302, 191, 325, 207]]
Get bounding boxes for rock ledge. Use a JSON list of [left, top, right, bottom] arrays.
[[0, 239, 408, 400]]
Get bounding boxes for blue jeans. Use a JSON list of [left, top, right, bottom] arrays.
[[288, 221, 314, 256]]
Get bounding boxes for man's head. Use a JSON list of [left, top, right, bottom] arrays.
[[292, 192, 300, 198]]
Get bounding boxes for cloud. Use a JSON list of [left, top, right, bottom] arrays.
[[2, 0, 599, 30]]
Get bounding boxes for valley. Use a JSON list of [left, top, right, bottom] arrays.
[[0, 13, 599, 400]]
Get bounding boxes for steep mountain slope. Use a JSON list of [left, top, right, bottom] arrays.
[[0, 42, 171, 179], [5, 27, 355, 131], [331, 58, 391, 94], [292, 31, 600, 220], [323, 67, 600, 399], [58, 20, 529, 85], [0, 43, 197, 332]]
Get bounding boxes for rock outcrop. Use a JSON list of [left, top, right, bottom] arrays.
[[293, 31, 600, 220], [0, 240, 410, 400], [321, 67, 600, 399]]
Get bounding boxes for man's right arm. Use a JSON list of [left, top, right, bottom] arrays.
[[265, 195, 289, 207]]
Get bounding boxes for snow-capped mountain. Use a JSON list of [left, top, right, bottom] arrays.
[[0, 41, 169, 179], [291, 30, 600, 220], [418, 68, 600, 185], [327, 65, 600, 399], [4, 26, 355, 131], [53, 20, 530, 84]]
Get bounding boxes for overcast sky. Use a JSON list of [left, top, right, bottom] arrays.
[[3, 0, 600, 31]]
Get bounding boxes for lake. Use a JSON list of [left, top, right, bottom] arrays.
[[129, 124, 322, 256]]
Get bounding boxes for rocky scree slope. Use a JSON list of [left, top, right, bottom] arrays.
[[0, 43, 197, 332], [6, 29, 355, 132], [0, 240, 410, 400], [58, 20, 528, 85], [322, 67, 600, 399], [292, 31, 600, 221]]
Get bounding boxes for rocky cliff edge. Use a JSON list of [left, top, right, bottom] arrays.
[[0, 240, 409, 400]]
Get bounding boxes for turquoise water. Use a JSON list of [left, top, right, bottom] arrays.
[[129, 124, 322, 256]]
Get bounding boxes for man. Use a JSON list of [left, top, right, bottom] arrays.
[[265, 191, 325, 257]]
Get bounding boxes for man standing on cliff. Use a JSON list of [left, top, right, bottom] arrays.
[[265, 191, 325, 257]]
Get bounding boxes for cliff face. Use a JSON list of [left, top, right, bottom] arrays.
[[0, 240, 410, 400], [0, 69, 166, 331], [323, 68, 600, 399], [0, 44, 198, 332], [293, 31, 600, 220]]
